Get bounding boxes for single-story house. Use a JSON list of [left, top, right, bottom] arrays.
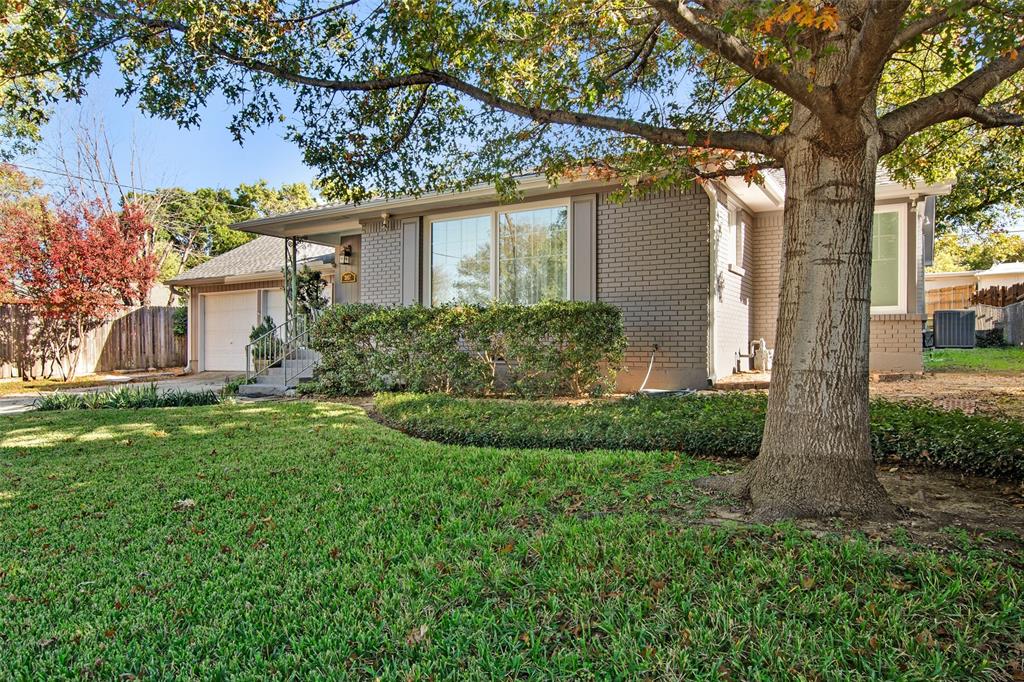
[[170, 171, 950, 390], [926, 261, 1024, 292]]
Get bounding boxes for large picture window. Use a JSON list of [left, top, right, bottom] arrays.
[[870, 207, 906, 313], [429, 203, 569, 305]]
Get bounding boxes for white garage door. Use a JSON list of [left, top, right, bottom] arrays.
[[263, 289, 286, 327], [203, 291, 258, 371]]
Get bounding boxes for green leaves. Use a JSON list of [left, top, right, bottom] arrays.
[[374, 392, 1024, 481], [308, 301, 627, 397]]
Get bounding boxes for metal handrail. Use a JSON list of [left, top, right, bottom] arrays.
[[245, 309, 323, 385], [283, 310, 321, 386]]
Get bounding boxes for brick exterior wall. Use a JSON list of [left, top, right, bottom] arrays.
[[359, 218, 403, 305], [869, 314, 924, 373], [597, 186, 711, 391], [712, 202, 755, 379], [749, 210, 923, 374], [751, 211, 784, 346]]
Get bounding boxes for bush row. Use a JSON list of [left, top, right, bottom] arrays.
[[373, 392, 1024, 481], [34, 384, 221, 410], [308, 302, 627, 397]]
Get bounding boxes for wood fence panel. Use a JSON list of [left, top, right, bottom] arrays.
[[926, 284, 976, 318], [973, 282, 1024, 307], [0, 305, 185, 378]]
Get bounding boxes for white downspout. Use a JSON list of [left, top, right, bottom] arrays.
[[702, 181, 721, 386]]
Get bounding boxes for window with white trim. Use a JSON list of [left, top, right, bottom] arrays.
[[870, 206, 907, 313], [430, 215, 491, 305], [429, 202, 569, 306]]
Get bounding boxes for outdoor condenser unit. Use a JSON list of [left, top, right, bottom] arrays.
[[933, 310, 976, 349]]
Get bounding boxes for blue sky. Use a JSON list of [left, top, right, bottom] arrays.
[[23, 63, 317, 196]]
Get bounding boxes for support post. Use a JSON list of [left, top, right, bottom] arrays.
[[284, 237, 298, 340]]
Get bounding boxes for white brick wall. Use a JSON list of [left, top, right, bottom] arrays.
[[713, 203, 755, 378]]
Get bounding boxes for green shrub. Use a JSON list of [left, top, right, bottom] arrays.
[[308, 302, 627, 397], [34, 384, 221, 410], [374, 393, 1024, 481], [172, 304, 188, 337]]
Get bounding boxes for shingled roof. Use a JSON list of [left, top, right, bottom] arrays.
[[168, 236, 335, 285]]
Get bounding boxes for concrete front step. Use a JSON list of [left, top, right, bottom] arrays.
[[242, 346, 318, 396], [238, 383, 293, 398]]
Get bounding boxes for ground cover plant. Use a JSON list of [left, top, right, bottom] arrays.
[[374, 393, 1024, 481], [33, 383, 220, 410], [924, 347, 1024, 373], [1, 402, 1020, 679]]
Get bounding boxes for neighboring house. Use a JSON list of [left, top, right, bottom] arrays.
[[168, 236, 335, 372], [925, 262, 1024, 317], [926, 261, 1024, 292], [172, 171, 950, 390]]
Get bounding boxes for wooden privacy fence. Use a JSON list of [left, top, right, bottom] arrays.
[[926, 284, 976, 318], [973, 282, 1024, 307], [0, 305, 186, 379]]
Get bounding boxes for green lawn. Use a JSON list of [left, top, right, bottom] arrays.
[[924, 347, 1024, 372], [1, 402, 1020, 678]]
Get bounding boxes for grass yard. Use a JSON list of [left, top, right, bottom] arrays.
[[924, 347, 1024, 373], [1, 402, 1021, 679]]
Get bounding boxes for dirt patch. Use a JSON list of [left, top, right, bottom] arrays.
[[700, 462, 1024, 552], [869, 371, 1024, 418], [717, 370, 1024, 417]]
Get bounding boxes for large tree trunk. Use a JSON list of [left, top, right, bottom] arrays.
[[706, 131, 896, 520]]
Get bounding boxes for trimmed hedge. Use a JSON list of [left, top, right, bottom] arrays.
[[374, 392, 1024, 481], [308, 302, 627, 397]]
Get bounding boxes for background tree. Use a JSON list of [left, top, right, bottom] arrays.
[[6, 1, 1024, 518], [932, 231, 1024, 271], [138, 180, 317, 277], [0, 198, 156, 380]]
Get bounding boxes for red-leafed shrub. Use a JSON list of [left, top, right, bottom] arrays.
[[0, 199, 156, 379]]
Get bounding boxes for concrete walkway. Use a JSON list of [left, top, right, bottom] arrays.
[[0, 372, 238, 415]]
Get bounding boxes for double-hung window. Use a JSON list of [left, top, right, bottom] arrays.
[[429, 203, 569, 306], [870, 205, 907, 314]]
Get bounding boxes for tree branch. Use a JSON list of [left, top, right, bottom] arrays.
[[879, 48, 1024, 153], [890, 0, 984, 52], [87, 8, 779, 156], [644, 0, 834, 117], [837, 0, 911, 113]]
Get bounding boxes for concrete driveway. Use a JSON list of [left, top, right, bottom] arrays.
[[0, 372, 240, 415]]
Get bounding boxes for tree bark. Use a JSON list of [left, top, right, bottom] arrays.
[[703, 124, 896, 520]]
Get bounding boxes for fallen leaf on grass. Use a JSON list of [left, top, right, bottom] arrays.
[[406, 624, 429, 646], [172, 499, 196, 512]]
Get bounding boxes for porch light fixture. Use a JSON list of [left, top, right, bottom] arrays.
[[340, 244, 353, 266]]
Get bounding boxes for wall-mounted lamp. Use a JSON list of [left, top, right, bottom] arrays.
[[340, 243, 353, 266]]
